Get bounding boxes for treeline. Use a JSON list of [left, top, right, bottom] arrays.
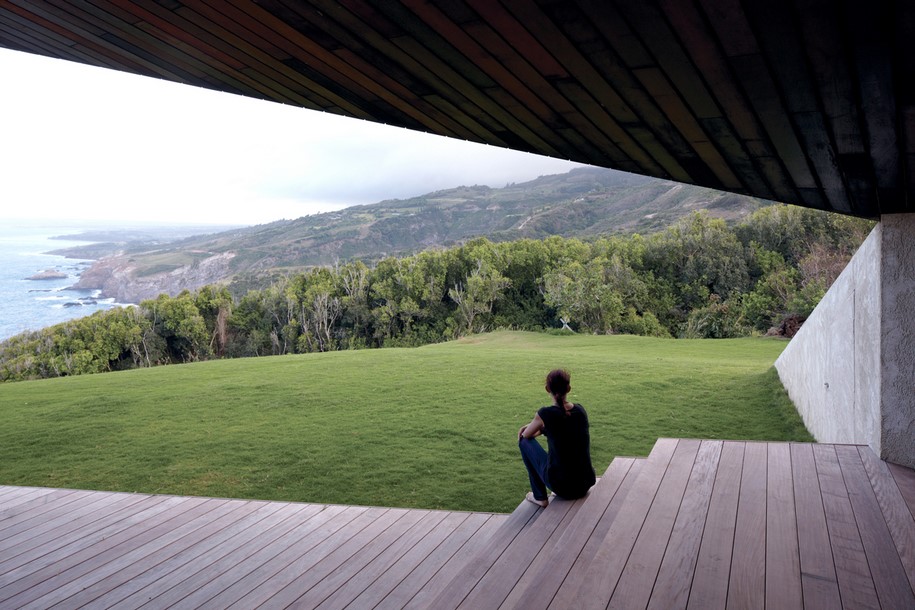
[[0, 206, 872, 382]]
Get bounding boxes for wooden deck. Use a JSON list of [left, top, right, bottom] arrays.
[[2, 439, 914, 608]]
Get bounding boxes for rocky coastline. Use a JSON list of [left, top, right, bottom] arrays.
[[70, 251, 237, 303]]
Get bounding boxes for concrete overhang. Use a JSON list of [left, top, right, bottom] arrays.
[[0, 1, 911, 218]]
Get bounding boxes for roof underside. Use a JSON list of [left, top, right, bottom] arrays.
[[1, 0, 912, 218]]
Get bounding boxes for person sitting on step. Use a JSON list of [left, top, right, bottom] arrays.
[[518, 368, 596, 507]]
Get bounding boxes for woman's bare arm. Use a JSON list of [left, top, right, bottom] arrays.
[[519, 414, 544, 439]]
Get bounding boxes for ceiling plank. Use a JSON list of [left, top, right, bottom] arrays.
[[612, 1, 744, 191], [462, 0, 655, 170], [368, 0, 568, 157], [844, 0, 901, 213], [502, 0, 669, 178], [4, 0, 184, 81], [302, 0, 514, 147], [655, 0, 779, 201], [220, 0, 473, 135], [741, 0, 848, 213], [700, 0, 821, 206], [561, 0, 706, 184]]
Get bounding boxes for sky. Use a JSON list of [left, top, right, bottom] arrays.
[[0, 48, 585, 227]]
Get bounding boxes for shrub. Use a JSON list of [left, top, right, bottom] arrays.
[[681, 295, 748, 339]]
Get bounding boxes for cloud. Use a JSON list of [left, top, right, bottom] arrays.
[[0, 48, 584, 226]]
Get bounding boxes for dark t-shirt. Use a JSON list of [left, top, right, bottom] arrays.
[[537, 403, 597, 499]]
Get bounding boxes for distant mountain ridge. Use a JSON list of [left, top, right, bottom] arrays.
[[68, 167, 767, 302]]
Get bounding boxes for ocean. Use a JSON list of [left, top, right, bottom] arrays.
[[0, 220, 121, 341]]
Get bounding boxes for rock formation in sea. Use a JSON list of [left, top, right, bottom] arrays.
[[25, 269, 68, 280]]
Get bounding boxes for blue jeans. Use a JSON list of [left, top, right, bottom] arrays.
[[519, 437, 550, 501]]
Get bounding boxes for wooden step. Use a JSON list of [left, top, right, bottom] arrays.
[[550, 437, 705, 609], [850, 445, 915, 603], [422, 493, 541, 610], [887, 460, 915, 520], [423, 454, 648, 609], [501, 456, 646, 609]]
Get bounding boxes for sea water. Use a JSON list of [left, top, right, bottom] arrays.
[[0, 220, 121, 341]]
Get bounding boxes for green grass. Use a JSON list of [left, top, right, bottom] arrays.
[[0, 331, 810, 513]]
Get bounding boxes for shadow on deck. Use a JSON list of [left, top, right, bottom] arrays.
[[2, 439, 914, 608]]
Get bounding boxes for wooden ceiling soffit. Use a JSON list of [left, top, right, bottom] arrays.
[[612, 1, 743, 191], [0, 0, 911, 217], [654, 0, 779, 201]]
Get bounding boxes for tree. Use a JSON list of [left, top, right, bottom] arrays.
[[643, 212, 750, 327], [542, 258, 624, 334], [288, 269, 342, 352], [194, 285, 233, 356], [448, 259, 510, 336], [338, 260, 372, 347], [142, 292, 210, 362]]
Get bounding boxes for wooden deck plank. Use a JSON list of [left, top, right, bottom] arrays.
[[726, 441, 767, 610], [0, 491, 123, 553], [284, 509, 432, 608], [0, 495, 189, 604], [301, 510, 446, 608], [17, 497, 239, 609], [315, 509, 455, 608], [0, 488, 96, 535], [858, 447, 915, 594], [0, 486, 21, 498], [44, 498, 264, 608], [348, 511, 477, 609], [459, 494, 583, 609], [547, 458, 646, 609], [61, 501, 312, 608], [835, 444, 915, 608], [646, 440, 723, 610], [0, 487, 61, 513], [888, 461, 915, 520], [0, 489, 104, 537], [88, 500, 293, 609], [0, 491, 153, 577], [224, 508, 409, 609], [608, 438, 702, 610], [424, 498, 541, 609], [120, 502, 346, 610], [765, 442, 803, 609], [812, 443, 880, 609], [557, 437, 680, 609], [394, 513, 505, 609], [790, 443, 842, 610], [0, 496, 215, 608], [687, 441, 745, 610], [157, 504, 376, 609], [498, 493, 588, 609], [504, 458, 640, 609]]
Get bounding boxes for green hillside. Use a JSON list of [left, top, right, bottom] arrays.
[[0, 331, 809, 513], [61, 167, 767, 302]]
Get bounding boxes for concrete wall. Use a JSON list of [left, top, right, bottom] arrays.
[[775, 214, 915, 468], [879, 215, 915, 467]]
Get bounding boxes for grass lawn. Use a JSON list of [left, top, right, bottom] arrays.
[[0, 331, 810, 513]]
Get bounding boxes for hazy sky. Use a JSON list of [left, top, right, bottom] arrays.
[[0, 47, 585, 227]]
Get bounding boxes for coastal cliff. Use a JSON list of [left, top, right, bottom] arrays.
[[71, 251, 236, 303]]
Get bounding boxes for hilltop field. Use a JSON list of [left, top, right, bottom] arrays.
[[0, 331, 810, 513]]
